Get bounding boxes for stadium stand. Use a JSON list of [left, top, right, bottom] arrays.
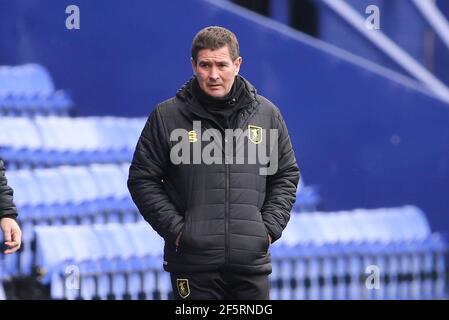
[[271, 206, 448, 300], [0, 116, 145, 168], [0, 47, 447, 301], [3, 206, 441, 300]]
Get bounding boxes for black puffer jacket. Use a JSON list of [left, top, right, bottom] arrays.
[[128, 76, 299, 274], [0, 159, 18, 219]]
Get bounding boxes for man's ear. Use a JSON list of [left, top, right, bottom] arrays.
[[234, 56, 242, 75], [191, 57, 197, 75]]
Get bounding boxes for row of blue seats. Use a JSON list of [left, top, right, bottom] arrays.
[[0, 116, 146, 167], [271, 206, 448, 300], [3, 206, 446, 300], [1, 222, 170, 300], [33, 222, 169, 300], [6, 164, 136, 224], [2, 164, 140, 277], [0, 64, 72, 116]]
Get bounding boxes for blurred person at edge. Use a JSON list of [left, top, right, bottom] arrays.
[[0, 159, 22, 254]]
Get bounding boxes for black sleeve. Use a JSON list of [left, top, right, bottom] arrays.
[[261, 111, 300, 243], [0, 159, 18, 219], [127, 107, 184, 244]]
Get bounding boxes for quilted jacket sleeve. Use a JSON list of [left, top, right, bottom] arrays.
[[127, 107, 184, 244], [0, 159, 18, 219], [261, 110, 300, 243]]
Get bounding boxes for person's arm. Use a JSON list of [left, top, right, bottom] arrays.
[[0, 160, 18, 220], [127, 107, 184, 245], [261, 111, 300, 244], [1, 159, 22, 254]]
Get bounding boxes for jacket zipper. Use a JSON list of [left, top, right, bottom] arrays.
[[199, 100, 259, 267], [201, 122, 231, 266], [224, 102, 259, 266]]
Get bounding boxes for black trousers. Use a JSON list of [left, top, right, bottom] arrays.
[[170, 270, 270, 300]]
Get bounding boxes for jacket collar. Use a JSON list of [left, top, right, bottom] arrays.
[[176, 75, 259, 124]]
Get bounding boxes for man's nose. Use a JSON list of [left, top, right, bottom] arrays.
[[209, 66, 219, 81]]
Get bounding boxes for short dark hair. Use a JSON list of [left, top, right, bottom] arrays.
[[191, 26, 240, 62]]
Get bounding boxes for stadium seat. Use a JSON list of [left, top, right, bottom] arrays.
[[0, 64, 72, 116]]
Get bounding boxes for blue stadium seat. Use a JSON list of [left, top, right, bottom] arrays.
[[34, 225, 77, 299], [122, 222, 162, 299], [64, 225, 105, 299], [0, 117, 43, 169], [88, 164, 138, 222], [92, 223, 131, 299], [33, 168, 73, 223], [58, 166, 103, 224], [0, 64, 72, 116]]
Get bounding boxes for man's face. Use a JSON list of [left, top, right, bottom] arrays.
[[192, 46, 242, 98]]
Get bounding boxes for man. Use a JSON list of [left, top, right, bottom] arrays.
[[0, 159, 22, 254], [128, 26, 299, 300]]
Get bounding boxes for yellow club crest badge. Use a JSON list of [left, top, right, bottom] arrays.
[[176, 279, 190, 298], [248, 125, 262, 144]]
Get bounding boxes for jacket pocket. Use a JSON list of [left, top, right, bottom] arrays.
[[177, 211, 190, 251], [263, 225, 270, 252], [256, 210, 270, 252]]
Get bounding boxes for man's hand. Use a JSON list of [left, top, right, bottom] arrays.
[[176, 232, 182, 247], [1, 217, 22, 254], [268, 234, 272, 245]]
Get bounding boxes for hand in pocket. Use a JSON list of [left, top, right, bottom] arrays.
[[176, 232, 182, 247]]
